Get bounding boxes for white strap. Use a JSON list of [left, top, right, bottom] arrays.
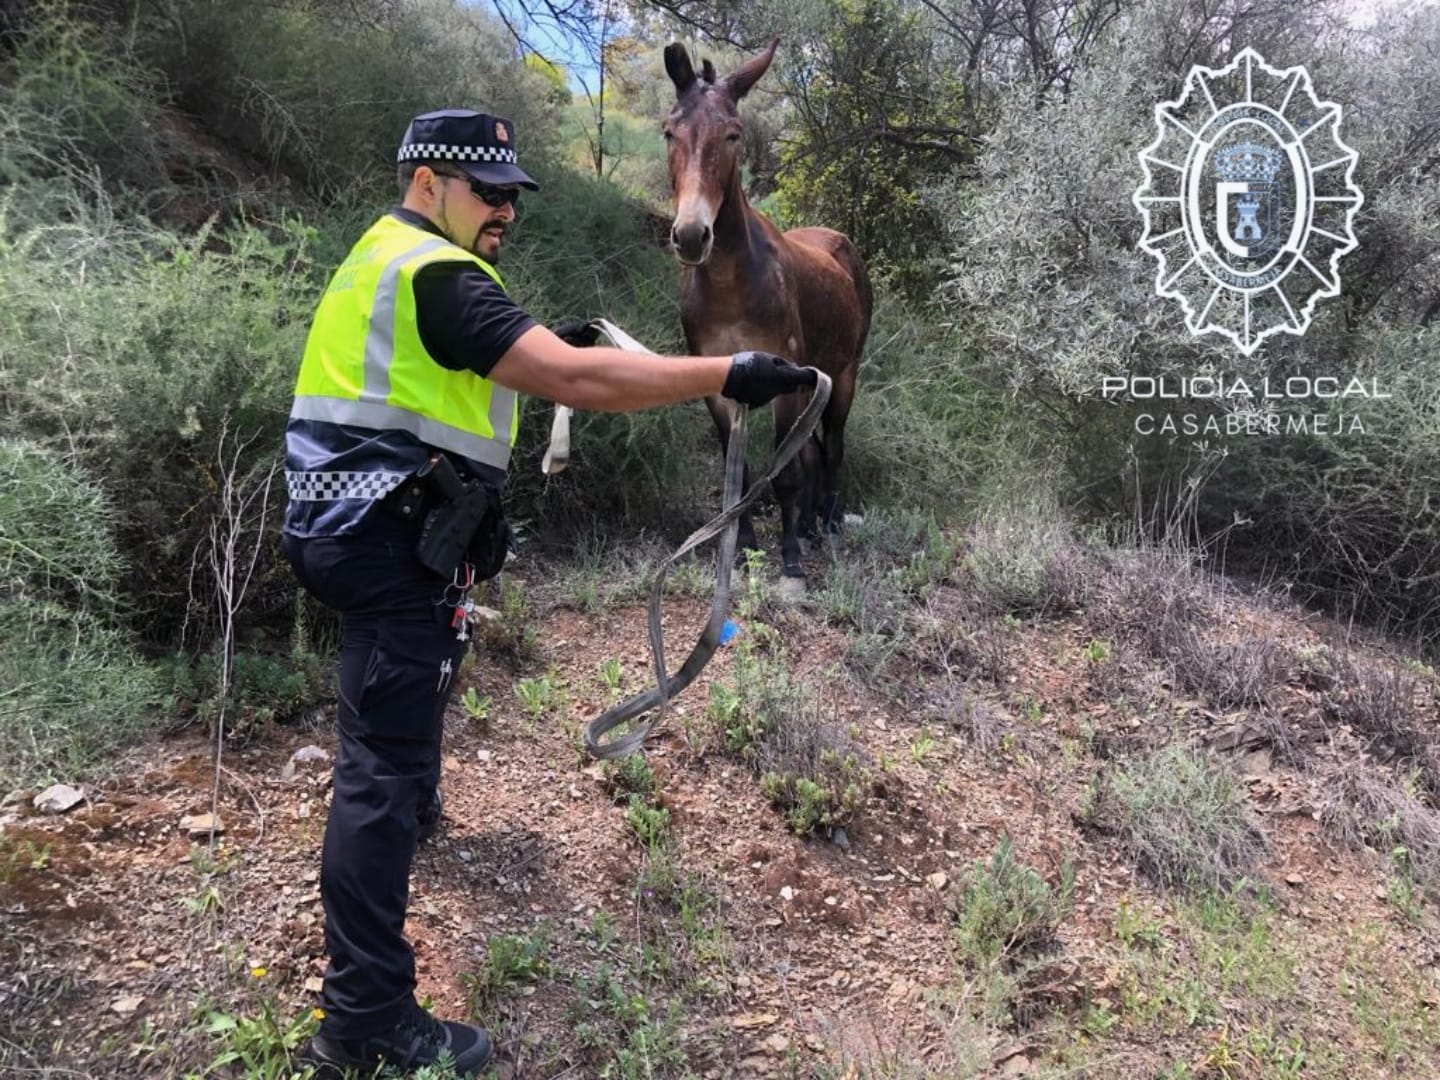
[[541, 319, 658, 476]]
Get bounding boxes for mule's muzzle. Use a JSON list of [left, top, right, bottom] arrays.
[[671, 221, 713, 265]]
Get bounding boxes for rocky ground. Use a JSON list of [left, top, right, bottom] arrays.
[[4, 516, 1440, 1079]]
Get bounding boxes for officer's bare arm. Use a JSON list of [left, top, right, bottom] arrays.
[[489, 325, 730, 411]]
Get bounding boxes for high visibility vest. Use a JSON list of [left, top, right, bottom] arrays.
[[290, 215, 519, 471]]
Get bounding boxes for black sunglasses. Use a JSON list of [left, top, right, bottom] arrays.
[[432, 169, 520, 209]]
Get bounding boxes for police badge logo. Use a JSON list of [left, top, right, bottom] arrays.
[[494, 121, 509, 143], [1133, 48, 1363, 355]]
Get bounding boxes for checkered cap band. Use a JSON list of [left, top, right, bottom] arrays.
[[286, 470, 408, 502], [397, 142, 518, 165]]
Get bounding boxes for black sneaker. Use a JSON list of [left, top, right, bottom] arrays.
[[302, 1003, 491, 1077], [418, 788, 444, 845]]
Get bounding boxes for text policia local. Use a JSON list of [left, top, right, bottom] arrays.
[[1101, 376, 1390, 402]]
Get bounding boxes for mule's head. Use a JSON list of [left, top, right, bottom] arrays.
[[663, 40, 777, 266]]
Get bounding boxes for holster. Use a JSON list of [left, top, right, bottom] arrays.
[[413, 453, 510, 581]]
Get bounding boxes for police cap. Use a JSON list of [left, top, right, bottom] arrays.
[[397, 109, 539, 191]]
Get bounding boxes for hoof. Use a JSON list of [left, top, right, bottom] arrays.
[[775, 576, 807, 605]]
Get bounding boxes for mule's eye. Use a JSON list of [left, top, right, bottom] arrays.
[[726, 132, 741, 143], [662, 130, 674, 142]]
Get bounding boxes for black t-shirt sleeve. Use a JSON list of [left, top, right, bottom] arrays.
[[411, 261, 537, 378]]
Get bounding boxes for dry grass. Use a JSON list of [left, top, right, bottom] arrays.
[[926, 679, 1004, 754], [1091, 548, 1213, 659], [1324, 651, 1440, 798], [961, 510, 1098, 618], [1170, 632, 1294, 710], [1319, 760, 1440, 892], [1084, 743, 1268, 892]]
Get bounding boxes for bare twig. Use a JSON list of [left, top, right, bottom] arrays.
[[204, 416, 279, 849]]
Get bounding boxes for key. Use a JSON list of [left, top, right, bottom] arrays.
[[451, 604, 470, 642]]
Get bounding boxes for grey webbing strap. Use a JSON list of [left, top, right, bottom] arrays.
[[582, 324, 831, 759]]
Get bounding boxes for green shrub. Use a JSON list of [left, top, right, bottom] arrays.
[[0, 1, 171, 208], [132, 0, 562, 201], [841, 299, 1043, 523], [0, 214, 317, 641], [0, 439, 160, 785], [759, 750, 868, 835], [932, 1, 1440, 649], [159, 647, 326, 743], [753, 695, 870, 835], [953, 835, 1073, 969]]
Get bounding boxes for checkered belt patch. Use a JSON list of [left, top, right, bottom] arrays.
[[397, 142, 517, 164], [286, 470, 408, 502]]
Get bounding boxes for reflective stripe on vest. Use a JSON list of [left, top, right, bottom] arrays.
[[291, 216, 519, 471]]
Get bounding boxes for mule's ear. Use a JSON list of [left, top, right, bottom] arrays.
[[724, 38, 778, 100], [701, 59, 716, 84], [664, 43, 697, 95]]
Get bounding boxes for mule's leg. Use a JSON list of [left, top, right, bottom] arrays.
[[821, 367, 856, 533], [705, 395, 758, 555], [771, 392, 806, 578], [796, 434, 822, 543]]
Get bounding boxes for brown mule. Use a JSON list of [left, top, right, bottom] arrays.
[[663, 40, 872, 582]]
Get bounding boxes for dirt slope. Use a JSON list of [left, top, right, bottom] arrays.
[[4, 537, 1440, 1079]]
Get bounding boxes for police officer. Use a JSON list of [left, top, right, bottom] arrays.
[[283, 108, 813, 1077]]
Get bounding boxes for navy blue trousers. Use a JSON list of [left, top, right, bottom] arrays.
[[284, 524, 467, 1038]]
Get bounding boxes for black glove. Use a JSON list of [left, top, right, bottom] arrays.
[[551, 318, 600, 347], [721, 350, 818, 407]]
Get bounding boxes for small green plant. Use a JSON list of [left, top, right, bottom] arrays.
[[183, 883, 225, 918], [624, 794, 671, 849], [708, 680, 760, 753], [911, 726, 936, 764], [460, 930, 550, 1022], [1113, 896, 1165, 950], [389, 1057, 465, 1079], [587, 908, 621, 953], [952, 835, 1074, 969], [1083, 638, 1111, 663], [203, 999, 318, 1077], [183, 842, 235, 920], [1387, 841, 1426, 921], [603, 754, 656, 802], [760, 749, 869, 835], [515, 673, 557, 720], [1078, 1000, 1120, 1038], [459, 686, 492, 723], [735, 548, 771, 621], [26, 842, 52, 871], [675, 873, 730, 970], [1, 837, 54, 884], [570, 964, 688, 1077], [600, 657, 624, 694], [903, 517, 960, 592]]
